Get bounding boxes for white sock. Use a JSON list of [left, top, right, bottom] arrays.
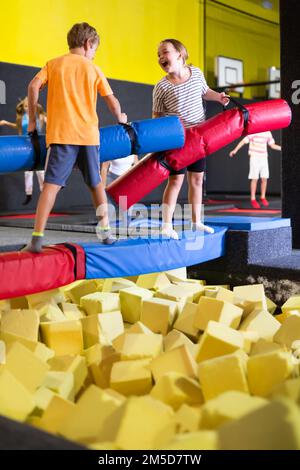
[[161, 223, 179, 240], [192, 222, 214, 234]]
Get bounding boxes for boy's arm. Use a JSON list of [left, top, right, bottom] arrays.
[[103, 95, 127, 124], [269, 143, 281, 151], [229, 139, 247, 157], [203, 89, 230, 106], [101, 161, 110, 187], [0, 120, 17, 128], [27, 77, 43, 132], [133, 154, 138, 164]]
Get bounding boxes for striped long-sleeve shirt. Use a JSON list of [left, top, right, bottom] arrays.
[[152, 65, 209, 128]]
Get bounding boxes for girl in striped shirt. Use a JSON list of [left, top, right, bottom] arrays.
[[153, 39, 229, 239], [229, 131, 281, 209]]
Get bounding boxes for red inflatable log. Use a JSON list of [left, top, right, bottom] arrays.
[[107, 99, 291, 210]]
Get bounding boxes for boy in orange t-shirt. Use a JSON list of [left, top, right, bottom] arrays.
[[24, 22, 127, 252]]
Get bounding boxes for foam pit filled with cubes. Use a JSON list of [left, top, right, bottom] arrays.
[[0, 268, 300, 450]]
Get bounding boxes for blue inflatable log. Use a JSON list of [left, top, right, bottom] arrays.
[[0, 116, 184, 174]]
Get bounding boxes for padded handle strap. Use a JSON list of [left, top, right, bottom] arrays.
[[119, 122, 137, 154], [223, 96, 249, 129], [28, 129, 41, 170]]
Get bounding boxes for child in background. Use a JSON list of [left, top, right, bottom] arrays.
[[23, 22, 127, 252], [229, 131, 281, 208], [0, 96, 46, 205], [153, 38, 229, 239]]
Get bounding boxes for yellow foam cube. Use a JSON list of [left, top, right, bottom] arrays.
[[0, 339, 5, 364], [204, 285, 229, 297], [81, 314, 106, 348], [80, 292, 120, 316], [0, 330, 54, 362], [36, 302, 66, 322], [119, 287, 153, 323], [38, 395, 75, 434], [10, 296, 28, 309], [218, 398, 300, 450], [98, 311, 124, 343], [48, 355, 88, 396], [42, 371, 74, 401], [173, 302, 200, 340], [81, 312, 124, 348], [33, 386, 57, 413], [0, 369, 35, 421], [66, 279, 99, 304], [196, 321, 244, 363], [270, 377, 300, 403], [274, 315, 300, 348], [215, 287, 235, 303], [282, 295, 300, 312], [248, 350, 294, 396], [175, 404, 202, 433], [250, 338, 283, 356], [0, 309, 39, 341], [136, 272, 171, 291], [266, 296, 277, 314], [61, 302, 85, 320], [112, 321, 153, 352], [164, 329, 197, 357], [275, 310, 300, 324], [141, 298, 177, 335], [40, 320, 83, 356], [97, 395, 175, 450], [173, 282, 205, 302], [239, 308, 281, 341], [165, 267, 187, 281], [120, 333, 163, 360], [84, 343, 120, 389], [150, 372, 203, 410], [201, 391, 267, 429], [233, 284, 267, 311], [5, 341, 49, 392], [26, 288, 65, 308], [155, 285, 193, 303], [60, 384, 122, 443], [150, 345, 197, 381], [195, 296, 243, 331], [0, 299, 10, 313], [101, 278, 135, 292], [199, 350, 249, 401], [110, 359, 152, 396], [240, 330, 260, 354], [164, 431, 218, 450]]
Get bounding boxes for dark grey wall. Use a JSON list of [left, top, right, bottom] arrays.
[[0, 61, 281, 213], [280, 0, 300, 248]]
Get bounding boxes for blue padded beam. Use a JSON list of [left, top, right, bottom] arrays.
[[0, 116, 184, 173], [79, 227, 226, 279]]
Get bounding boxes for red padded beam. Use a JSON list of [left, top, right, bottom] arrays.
[[107, 99, 291, 209], [0, 244, 85, 300]]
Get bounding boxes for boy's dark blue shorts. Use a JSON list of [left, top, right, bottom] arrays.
[[169, 156, 206, 175], [44, 144, 101, 188]]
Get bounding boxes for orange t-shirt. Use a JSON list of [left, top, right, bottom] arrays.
[[35, 53, 113, 146]]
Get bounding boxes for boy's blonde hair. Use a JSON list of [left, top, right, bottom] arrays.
[[160, 39, 189, 63], [67, 22, 99, 49]]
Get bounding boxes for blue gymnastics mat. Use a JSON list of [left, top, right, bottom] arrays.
[[204, 216, 290, 231], [79, 227, 226, 279]]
